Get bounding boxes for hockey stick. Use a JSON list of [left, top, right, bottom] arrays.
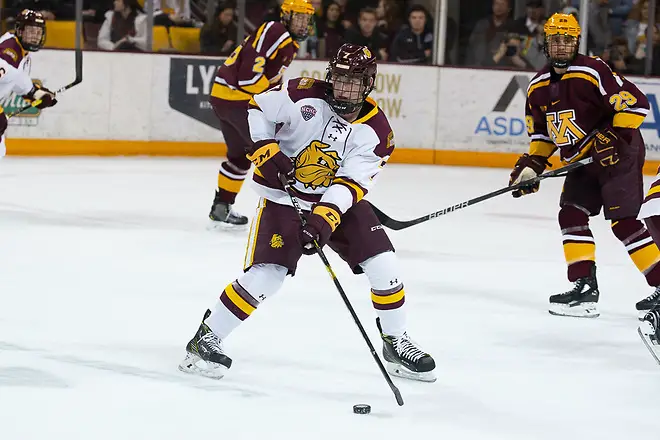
[[7, 47, 83, 118], [369, 156, 594, 231], [279, 175, 405, 407]]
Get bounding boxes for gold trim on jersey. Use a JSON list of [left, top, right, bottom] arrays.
[[333, 177, 365, 203], [613, 112, 645, 129], [561, 72, 599, 88], [529, 139, 556, 157], [269, 37, 293, 60], [527, 79, 550, 97], [211, 83, 252, 101], [252, 23, 267, 49], [647, 185, 660, 199], [352, 97, 379, 124], [241, 76, 270, 95]]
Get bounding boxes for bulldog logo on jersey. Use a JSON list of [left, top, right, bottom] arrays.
[[294, 140, 341, 189], [270, 234, 284, 248], [300, 105, 317, 121]]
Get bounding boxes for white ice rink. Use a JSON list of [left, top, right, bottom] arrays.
[[1, 156, 659, 440]]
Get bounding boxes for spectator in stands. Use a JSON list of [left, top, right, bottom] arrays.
[[317, 1, 345, 59], [510, 0, 545, 37], [8, 0, 74, 20], [152, 0, 194, 27], [200, 3, 237, 56], [83, 0, 113, 23], [465, 0, 513, 66], [570, 0, 632, 37], [520, 17, 547, 69], [625, 0, 660, 53], [602, 35, 642, 73], [344, 7, 388, 60], [389, 4, 433, 64], [376, 0, 404, 45], [491, 31, 528, 68], [263, 0, 284, 22], [97, 0, 147, 51]]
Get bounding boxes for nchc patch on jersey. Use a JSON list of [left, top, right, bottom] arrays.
[[247, 77, 394, 214]]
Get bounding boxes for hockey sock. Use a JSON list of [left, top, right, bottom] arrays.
[[559, 205, 595, 281], [360, 251, 406, 337], [216, 160, 249, 205], [205, 264, 287, 339], [612, 218, 660, 286]]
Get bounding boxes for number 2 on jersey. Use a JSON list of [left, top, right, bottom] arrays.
[[224, 45, 266, 74]]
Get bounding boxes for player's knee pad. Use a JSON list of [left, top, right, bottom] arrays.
[[559, 205, 589, 229], [360, 251, 402, 291], [237, 263, 287, 304]]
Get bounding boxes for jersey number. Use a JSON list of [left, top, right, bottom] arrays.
[[224, 45, 266, 74], [546, 110, 586, 147], [609, 91, 637, 111]]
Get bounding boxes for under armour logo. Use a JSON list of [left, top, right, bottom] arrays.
[[390, 279, 398, 286], [328, 134, 338, 141], [259, 294, 266, 301]]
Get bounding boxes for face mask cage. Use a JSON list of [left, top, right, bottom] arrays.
[[283, 11, 314, 41], [544, 33, 579, 68], [325, 68, 373, 115]]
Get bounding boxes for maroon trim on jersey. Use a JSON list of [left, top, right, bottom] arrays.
[[0, 37, 25, 68], [362, 108, 395, 159], [287, 78, 329, 103]]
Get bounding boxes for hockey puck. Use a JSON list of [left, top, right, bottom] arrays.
[[353, 404, 371, 414]]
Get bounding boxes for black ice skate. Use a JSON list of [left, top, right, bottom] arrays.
[[376, 318, 436, 382], [636, 286, 660, 318], [638, 308, 660, 365], [208, 192, 248, 230], [549, 266, 600, 318], [178, 309, 232, 379]]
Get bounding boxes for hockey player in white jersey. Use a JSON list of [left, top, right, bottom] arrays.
[[179, 43, 436, 383], [0, 9, 57, 159]]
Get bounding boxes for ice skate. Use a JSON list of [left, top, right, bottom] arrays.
[[549, 266, 600, 318], [208, 192, 248, 230], [376, 318, 436, 382], [179, 309, 232, 379], [638, 308, 660, 365], [636, 286, 660, 319]]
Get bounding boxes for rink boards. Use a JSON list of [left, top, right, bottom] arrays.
[[6, 49, 660, 174]]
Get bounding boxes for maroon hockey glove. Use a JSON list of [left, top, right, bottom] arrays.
[[22, 84, 57, 109], [247, 141, 295, 188], [300, 203, 341, 255], [589, 126, 621, 167], [509, 154, 550, 198]]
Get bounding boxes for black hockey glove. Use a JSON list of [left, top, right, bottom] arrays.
[[299, 203, 341, 255]]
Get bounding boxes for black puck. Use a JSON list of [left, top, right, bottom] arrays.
[[353, 404, 371, 414]]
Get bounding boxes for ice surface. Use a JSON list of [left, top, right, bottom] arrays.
[[1, 157, 659, 440]]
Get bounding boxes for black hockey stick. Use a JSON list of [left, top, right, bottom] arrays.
[[279, 175, 405, 407], [8, 47, 83, 118], [369, 156, 594, 231]]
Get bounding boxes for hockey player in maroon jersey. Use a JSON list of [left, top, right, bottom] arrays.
[[207, 0, 315, 229], [508, 13, 660, 318], [179, 44, 436, 382]]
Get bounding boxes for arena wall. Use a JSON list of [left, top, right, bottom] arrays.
[[7, 50, 660, 174]]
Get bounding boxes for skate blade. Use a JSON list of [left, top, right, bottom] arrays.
[[178, 353, 229, 379], [386, 362, 436, 383], [549, 302, 600, 318], [638, 323, 660, 365], [206, 219, 248, 232]]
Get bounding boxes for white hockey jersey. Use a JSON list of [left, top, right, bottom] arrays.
[[247, 77, 394, 213], [0, 32, 33, 103]]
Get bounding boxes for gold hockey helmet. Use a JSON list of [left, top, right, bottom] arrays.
[[544, 13, 581, 68]]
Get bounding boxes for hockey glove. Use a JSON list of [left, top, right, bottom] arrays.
[[300, 203, 341, 255], [22, 84, 57, 109], [588, 126, 621, 167], [247, 141, 295, 189], [509, 154, 550, 198]]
